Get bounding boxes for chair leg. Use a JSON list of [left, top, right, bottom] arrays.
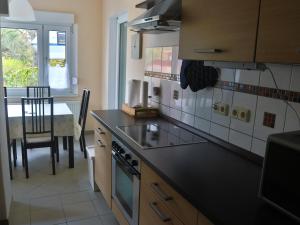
[[55, 137, 59, 163], [21, 142, 25, 168], [8, 143, 13, 180], [63, 136, 68, 151], [51, 146, 56, 175], [12, 139, 17, 167], [79, 135, 84, 152], [82, 135, 87, 159], [24, 147, 29, 179]]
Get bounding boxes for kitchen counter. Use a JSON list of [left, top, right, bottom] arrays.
[[91, 110, 298, 225]]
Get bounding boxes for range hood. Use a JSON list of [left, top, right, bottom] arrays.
[[129, 0, 181, 33]]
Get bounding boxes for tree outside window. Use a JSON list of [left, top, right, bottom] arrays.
[[1, 28, 39, 88]]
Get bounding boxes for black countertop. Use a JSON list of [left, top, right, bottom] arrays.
[[91, 110, 298, 225]]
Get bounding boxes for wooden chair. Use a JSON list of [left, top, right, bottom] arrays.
[[63, 89, 90, 158], [4, 87, 17, 180], [27, 86, 51, 99], [21, 97, 57, 178], [79, 89, 90, 158]]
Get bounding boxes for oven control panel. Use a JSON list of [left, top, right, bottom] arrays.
[[112, 136, 141, 173]]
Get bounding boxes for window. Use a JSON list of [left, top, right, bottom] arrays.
[[1, 22, 74, 96]]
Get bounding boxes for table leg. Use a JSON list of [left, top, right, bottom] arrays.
[[68, 136, 74, 168], [12, 139, 17, 167], [63, 136, 68, 151]]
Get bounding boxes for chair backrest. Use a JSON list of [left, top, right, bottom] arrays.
[[4, 96, 11, 148], [21, 97, 54, 143], [78, 89, 90, 132], [27, 86, 51, 98], [3, 87, 7, 98]]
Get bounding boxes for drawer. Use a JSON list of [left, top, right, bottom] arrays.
[[141, 162, 198, 225], [95, 121, 109, 138], [140, 178, 184, 225], [94, 131, 107, 148]]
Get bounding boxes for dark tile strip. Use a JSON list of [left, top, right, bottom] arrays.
[[145, 71, 300, 104]]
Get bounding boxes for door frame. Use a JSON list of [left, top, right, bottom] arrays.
[[107, 12, 128, 109]]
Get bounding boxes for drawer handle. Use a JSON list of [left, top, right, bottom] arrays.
[[97, 127, 106, 135], [194, 49, 223, 54], [151, 183, 173, 201], [149, 202, 171, 222], [97, 139, 106, 148]]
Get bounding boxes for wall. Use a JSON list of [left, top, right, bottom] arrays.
[[0, 26, 12, 220], [145, 52, 300, 157], [28, 0, 102, 130]]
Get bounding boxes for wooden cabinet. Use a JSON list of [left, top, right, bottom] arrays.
[[179, 0, 260, 62], [256, 0, 300, 64], [94, 121, 112, 208], [139, 162, 212, 225], [112, 200, 130, 225]]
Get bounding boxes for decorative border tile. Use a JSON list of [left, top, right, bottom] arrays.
[[145, 71, 300, 103]]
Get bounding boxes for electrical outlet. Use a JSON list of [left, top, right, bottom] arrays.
[[231, 106, 251, 122], [238, 108, 251, 122], [213, 103, 229, 116]]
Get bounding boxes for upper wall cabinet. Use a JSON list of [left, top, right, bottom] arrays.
[[179, 0, 261, 62], [256, 0, 300, 64]]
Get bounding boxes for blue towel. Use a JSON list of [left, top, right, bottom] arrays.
[[180, 60, 192, 89]]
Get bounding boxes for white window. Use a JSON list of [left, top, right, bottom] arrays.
[[1, 21, 75, 96]]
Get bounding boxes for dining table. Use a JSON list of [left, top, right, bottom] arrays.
[[7, 103, 75, 168]]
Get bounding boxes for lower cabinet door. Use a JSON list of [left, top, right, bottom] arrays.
[[139, 182, 184, 225], [94, 145, 106, 193]]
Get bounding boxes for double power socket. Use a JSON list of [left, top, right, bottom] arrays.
[[213, 103, 251, 122]]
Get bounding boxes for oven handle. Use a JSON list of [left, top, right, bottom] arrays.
[[112, 152, 140, 177], [149, 202, 171, 222]]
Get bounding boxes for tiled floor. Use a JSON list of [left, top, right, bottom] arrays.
[[9, 135, 119, 225]]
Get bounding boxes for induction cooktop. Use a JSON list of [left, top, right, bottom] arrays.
[[117, 122, 207, 149]]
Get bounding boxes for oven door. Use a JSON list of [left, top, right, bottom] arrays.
[[112, 152, 140, 225]]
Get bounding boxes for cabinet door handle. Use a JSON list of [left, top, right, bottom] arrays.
[[149, 202, 171, 222], [194, 49, 223, 54], [97, 139, 106, 148], [97, 127, 106, 135], [150, 183, 173, 201]]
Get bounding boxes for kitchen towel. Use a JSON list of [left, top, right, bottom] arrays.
[[128, 79, 141, 107], [142, 81, 149, 107], [181, 60, 219, 92]]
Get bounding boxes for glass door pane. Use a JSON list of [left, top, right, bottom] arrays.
[[118, 22, 127, 109], [45, 26, 70, 89], [1, 28, 39, 88]]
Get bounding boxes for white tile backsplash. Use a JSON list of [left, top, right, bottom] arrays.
[[170, 81, 182, 109], [210, 123, 229, 141], [284, 102, 300, 132], [290, 66, 300, 92], [251, 138, 267, 157], [259, 64, 292, 89], [169, 108, 181, 120], [195, 88, 213, 120], [254, 96, 287, 141], [182, 87, 196, 114], [194, 116, 211, 133], [151, 77, 160, 103], [230, 92, 257, 135], [229, 129, 252, 151], [160, 80, 172, 106], [145, 63, 300, 158], [220, 68, 236, 82], [235, 69, 260, 85], [211, 88, 233, 127], [181, 112, 195, 127]]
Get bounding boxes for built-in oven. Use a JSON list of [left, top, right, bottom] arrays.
[[112, 136, 141, 225]]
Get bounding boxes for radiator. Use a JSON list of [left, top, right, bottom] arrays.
[[65, 101, 81, 121]]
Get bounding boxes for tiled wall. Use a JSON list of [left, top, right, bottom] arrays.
[[144, 47, 300, 157]]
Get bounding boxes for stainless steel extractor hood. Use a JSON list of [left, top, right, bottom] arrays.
[[129, 0, 181, 33]]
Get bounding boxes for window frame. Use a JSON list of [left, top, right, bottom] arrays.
[[1, 21, 75, 97]]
